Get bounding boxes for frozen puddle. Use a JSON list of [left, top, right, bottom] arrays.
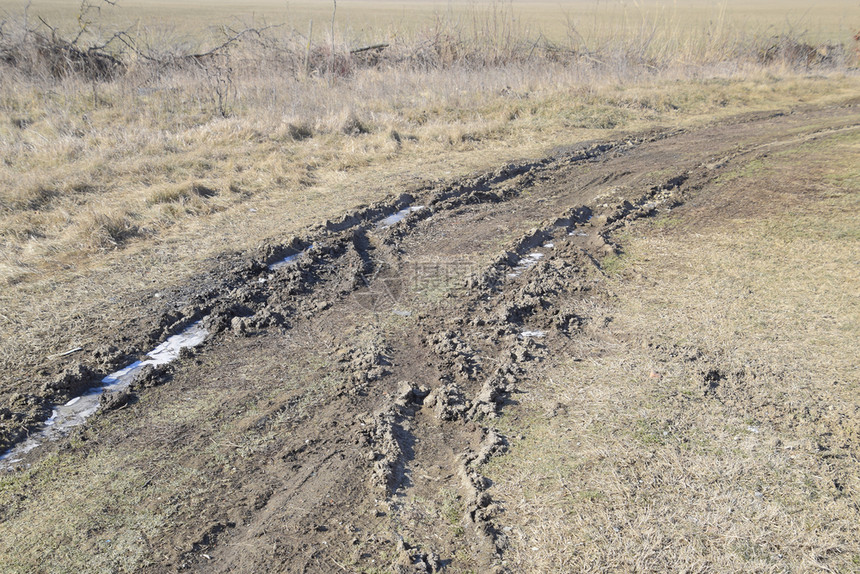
[[507, 252, 545, 278], [0, 321, 209, 469], [519, 330, 546, 338], [378, 206, 425, 228], [269, 251, 303, 271], [268, 244, 316, 271]]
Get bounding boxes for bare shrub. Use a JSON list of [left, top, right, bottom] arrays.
[[0, 2, 853, 94], [757, 35, 847, 68]]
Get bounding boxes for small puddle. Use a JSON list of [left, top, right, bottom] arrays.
[[1, 321, 209, 469], [507, 252, 544, 278], [378, 206, 425, 228]]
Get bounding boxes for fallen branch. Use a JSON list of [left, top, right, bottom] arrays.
[[47, 347, 84, 359], [350, 43, 389, 55]]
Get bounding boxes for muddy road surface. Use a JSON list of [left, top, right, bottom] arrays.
[[1, 103, 858, 573]]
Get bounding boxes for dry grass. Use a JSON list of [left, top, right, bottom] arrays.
[[483, 130, 860, 572]]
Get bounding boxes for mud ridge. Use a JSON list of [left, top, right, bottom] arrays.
[[356, 155, 755, 567]]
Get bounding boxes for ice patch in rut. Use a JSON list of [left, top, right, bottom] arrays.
[[519, 331, 546, 338], [268, 252, 303, 271], [269, 244, 317, 271], [507, 252, 544, 278], [1, 321, 209, 469], [378, 206, 425, 228]]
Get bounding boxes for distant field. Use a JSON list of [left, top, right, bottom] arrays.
[[2, 0, 858, 45]]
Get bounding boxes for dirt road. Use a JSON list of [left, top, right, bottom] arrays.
[[1, 103, 858, 573]]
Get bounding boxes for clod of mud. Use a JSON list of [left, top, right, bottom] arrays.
[[509, 338, 540, 364], [92, 344, 126, 370], [553, 205, 594, 229], [259, 235, 309, 267], [497, 297, 540, 325], [129, 363, 172, 390], [428, 331, 480, 380], [99, 390, 133, 411], [337, 339, 392, 394], [467, 371, 516, 421], [425, 383, 469, 421], [0, 394, 52, 458], [469, 428, 508, 468], [703, 368, 726, 395], [392, 540, 441, 573], [42, 363, 97, 401], [554, 307, 586, 333], [393, 381, 430, 410]]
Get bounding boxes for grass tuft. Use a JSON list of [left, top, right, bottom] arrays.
[[77, 208, 141, 249]]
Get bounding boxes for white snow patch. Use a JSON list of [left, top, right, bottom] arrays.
[[519, 331, 546, 338], [269, 252, 303, 271], [378, 206, 425, 228], [508, 252, 545, 278], [1, 321, 209, 469]]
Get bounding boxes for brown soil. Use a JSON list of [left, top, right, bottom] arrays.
[[1, 103, 858, 573]]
